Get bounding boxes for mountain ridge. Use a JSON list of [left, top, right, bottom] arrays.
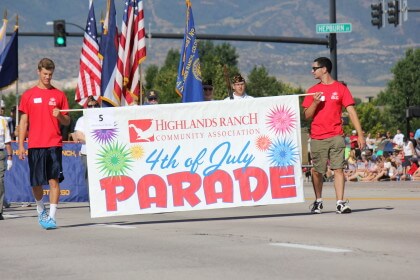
[[1, 0, 419, 98]]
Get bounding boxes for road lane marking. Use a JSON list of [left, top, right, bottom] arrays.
[[3, 214, 22, 218], [94, 223, 137, 229], [271, 243, 352, 253]]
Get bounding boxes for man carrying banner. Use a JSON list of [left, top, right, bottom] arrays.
[[302, 57, 365, 214], [18, 58, 70, 229]]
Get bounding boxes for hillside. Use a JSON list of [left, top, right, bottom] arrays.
[[1, 0, 419, 98]]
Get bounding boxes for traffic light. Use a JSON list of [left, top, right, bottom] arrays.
[[387, 0, 400, 26], [407, 106, 420, 118], [53, 20, 66, 47], [371, 2, 383, 29]]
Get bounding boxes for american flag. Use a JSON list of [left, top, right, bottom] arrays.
[[0, 18, 9, 53], [75, 0, 101, 107], [113, 0, 146, 106]]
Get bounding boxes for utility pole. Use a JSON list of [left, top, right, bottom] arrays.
[[329, 0, 338, 80]]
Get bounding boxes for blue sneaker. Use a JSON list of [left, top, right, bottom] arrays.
[[38, 210, 57, 230], [43, 217, 57, 230], [38, 209, 48, 225]]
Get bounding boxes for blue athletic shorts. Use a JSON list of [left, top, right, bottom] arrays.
[[28, 147, 65, 186]]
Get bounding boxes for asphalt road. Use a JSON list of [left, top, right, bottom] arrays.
[[1, 181, 419, 280]]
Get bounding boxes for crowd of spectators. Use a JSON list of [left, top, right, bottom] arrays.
[[343, 128, 420, 182], [304, 128, 420, 183]]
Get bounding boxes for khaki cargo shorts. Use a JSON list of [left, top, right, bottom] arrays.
[[310, 136, 346, 174]]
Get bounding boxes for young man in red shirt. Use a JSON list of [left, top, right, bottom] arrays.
[[302, 57, 365, 214], [18, 58, 70, 229]]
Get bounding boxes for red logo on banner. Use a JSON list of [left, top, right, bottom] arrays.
[[128, 119, 155, 142]]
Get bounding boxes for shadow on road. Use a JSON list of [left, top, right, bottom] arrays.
[[59, 206, 394, 228]]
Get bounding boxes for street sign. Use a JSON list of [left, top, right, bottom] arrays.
[[316, 23, 352, 34], [402, 0, 408, 22]]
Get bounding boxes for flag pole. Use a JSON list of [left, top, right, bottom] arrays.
[[15, 14, 18, 97], [138, 64, 142, 105], [15, 15, 20, 140], [60, 93, 316, 112], [60, 109, 85, 112]]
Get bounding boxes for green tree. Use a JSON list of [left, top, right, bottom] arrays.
[[144, 64, 159, 90], [162, 49, 180, 69], [143, 49, 180, 104], [246, 66, 302, 97], [1, 93, 18, 115], [154, 66, 180, 104], [144, 42, 241, 103], [348, 102, 388, 135], [376, 48, 420, 133], [198, 41, 239, 100], [144, 41, 306, 104]]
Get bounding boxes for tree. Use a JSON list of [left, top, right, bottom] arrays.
[[154, 66, 179, 104], [143, 49, 181, 104], [143, 41, 306, 103], [198, 41, 239, 100], [348, 102, 389, 135], [144, 64, 159, 91], [246, 66, 302, 97], [198, 41, 238, 68], [144, 42, 241, 103], [1, 93, 18, 115], [376, 48, 420, 133]]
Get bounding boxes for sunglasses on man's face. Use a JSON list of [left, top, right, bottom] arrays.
[[311, 66, 323, 71], [87, 104, 99, 108], [203, 87, 213, 91], [148, 98, 157, 101]]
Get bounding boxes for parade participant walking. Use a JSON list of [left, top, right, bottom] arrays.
[[302, 57, 365, 214], [224, 74, 253, 100], [144, 90, 159, 105], [18, 58, 70, 229], [202, 80, 215, 101], [0, 114, 13, 220], [73, 96, 100, 196]]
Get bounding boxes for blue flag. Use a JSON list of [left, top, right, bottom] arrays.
[[176, 0, 204, 102], [0, 28, 18, 89], [99, 0, 119, 107]]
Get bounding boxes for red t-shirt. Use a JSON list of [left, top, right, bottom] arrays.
[[302, 81, 355, 140], [19, 86, 69, 148], [350, 135, 359, 149], [407, 162, 419, 176]]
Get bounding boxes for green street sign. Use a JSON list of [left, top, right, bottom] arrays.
[[316, 23, 352, 34]]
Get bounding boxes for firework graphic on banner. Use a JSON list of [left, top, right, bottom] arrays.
[[91, 127, 119, 145], [266, 105, 296, 135], [264, 104, 299, 167], [96, 142, 133, 176], [130, 144, 145, 160], [268, 138, 299, 167], [255, 135, 272, 152]]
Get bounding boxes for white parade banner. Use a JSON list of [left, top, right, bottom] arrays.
[[85, 95, 304, 218]]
